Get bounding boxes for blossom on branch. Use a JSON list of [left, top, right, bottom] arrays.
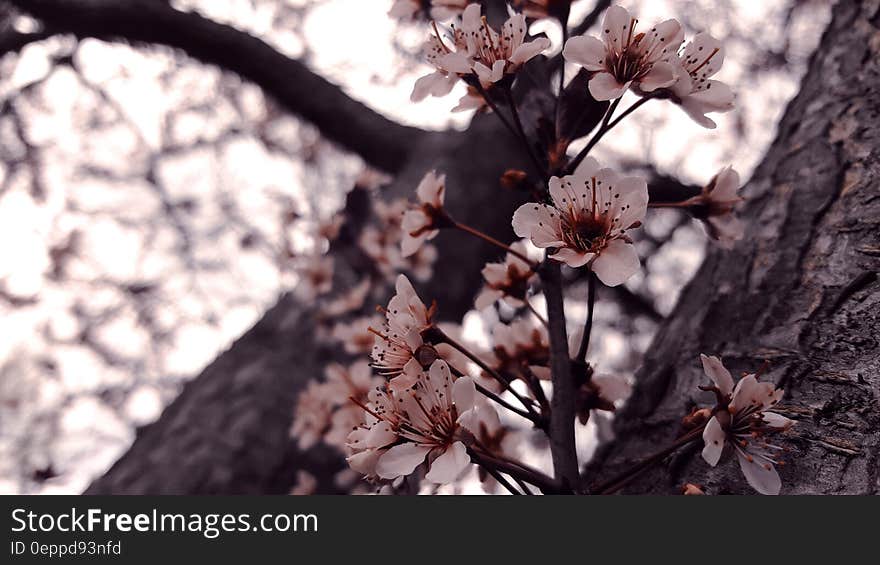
[[665, 33, 734, 128], [458, 3, 551, 88], [412, 3, 551, 101], [512, 156, 648, 286], [402, 170, 448, 257], [685, 166, 744, 248], [346, 359, 483, 484], [563, 5, 683, 100], [475, 240, 537, 310], [699, 354, 794, 495], [370, 275, 439, 391]]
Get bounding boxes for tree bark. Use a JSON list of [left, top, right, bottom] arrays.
[[590, 0, 880, 495]]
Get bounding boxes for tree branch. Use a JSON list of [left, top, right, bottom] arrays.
[[7, 0, 426, 172]]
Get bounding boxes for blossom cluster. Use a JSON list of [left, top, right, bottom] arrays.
[[284, 2, 794, 496]]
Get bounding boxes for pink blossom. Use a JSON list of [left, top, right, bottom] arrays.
[[563, 5, 683, 100], [511, 156, 647, 285]]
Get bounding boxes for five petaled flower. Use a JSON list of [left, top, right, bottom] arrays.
[[511, 156, 648, 286], [346, 359, 481, 484], [666, 33, 734, 128], [563, 5, 683, 101], [402, 170, 448, 258], [699, 354, 794, 495]]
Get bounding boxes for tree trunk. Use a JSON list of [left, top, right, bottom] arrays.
[[590, 0, 880, 495]]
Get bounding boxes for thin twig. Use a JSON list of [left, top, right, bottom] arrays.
[[574, 273, 596, 362], [469, 447, 559, 494], [435, 327, 540, 419], [525, 300, 549, 328], [564, 97, 620, 175], [452, 221, 539, 269], [590, 425, 706, 494]]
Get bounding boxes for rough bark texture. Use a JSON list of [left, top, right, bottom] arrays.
[[590, 0, 880, 495]]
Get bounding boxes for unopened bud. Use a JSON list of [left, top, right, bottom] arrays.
[[500, 169, 529, 191], [682, 483, 705, 495], [682, 407, 712, 429]]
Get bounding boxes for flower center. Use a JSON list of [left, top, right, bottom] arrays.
[[562, 214, 608, 252]]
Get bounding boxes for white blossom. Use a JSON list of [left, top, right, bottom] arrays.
[[346, 360, 484, 484], [686, 166, 744, 248], [370, 275, 438, 391], [668, 33, 734, 128], [700, 355, 794, 495], [401, 171, 447, 257], [511, 156, 647, 285], [563, 5, 683, 100]]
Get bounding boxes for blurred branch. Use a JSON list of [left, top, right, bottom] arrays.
[[6, 0, 426, 172]]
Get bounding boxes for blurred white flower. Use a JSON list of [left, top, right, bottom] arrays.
[[430, 0, 468, 20], [401, 170, 447, 257], [295, 255, 334, 300], [475, 240, 537, 310], [389, 0, 421, 20]]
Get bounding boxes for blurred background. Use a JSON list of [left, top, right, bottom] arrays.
[[0, 0, 830, 494]]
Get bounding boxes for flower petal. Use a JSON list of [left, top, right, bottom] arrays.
[[364, 421, 398, 448], [551, 247, 594, 268], [511, 203, 564, 248], [588, 72, 628, 101], [736, 450, 781, 495], [602, 5, 633, 50], [700, 354, 734, 396], [701, 416, 726, 466], [562, 35, 606, 71], [638, 61, 677, 91], [424, 441, 470, 483], [376, 443, 432, 479], [510, 38, 551, 65], [411, 71, 458, 102], [452, 375, 476, 414], [347, 449, 382, 476], [591, 239, 639, 286], [761, 411, 794, 431]]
